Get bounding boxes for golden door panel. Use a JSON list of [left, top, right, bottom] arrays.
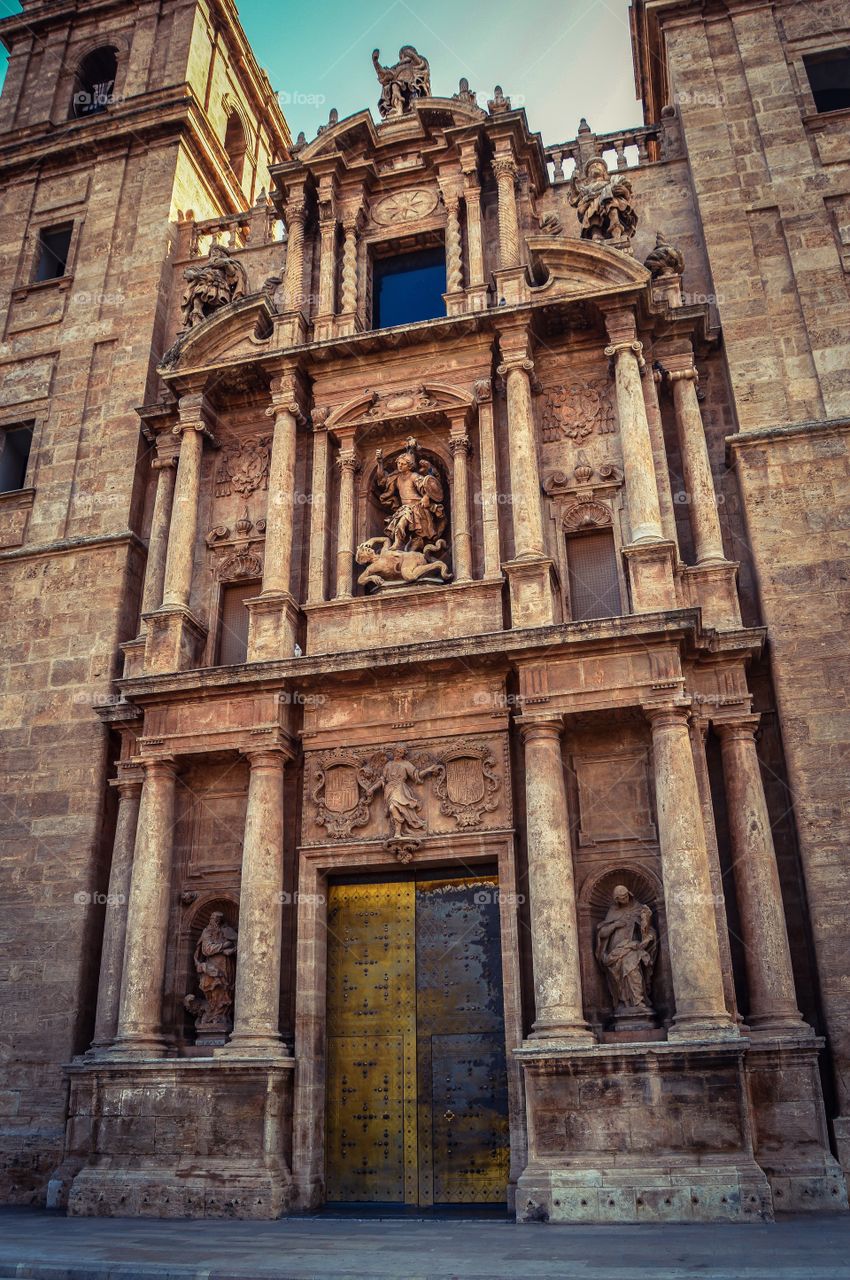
[[325, 875, 510, 1207]]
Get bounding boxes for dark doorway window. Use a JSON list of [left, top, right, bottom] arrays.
[[0, 425, 34, 493], [217, 580, 257, 665], [372, 245, 446, 329], [71, 46, 118, 118], [566, 529, 622, 621], [34, 224, 73, 281], [803, 49, 850, 114], [224, 111, 248, 183]]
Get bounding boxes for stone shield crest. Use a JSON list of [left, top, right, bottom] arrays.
[[434, 740, 500, 829], [445, 754, 486, 807], [323, 764, 361, 814]]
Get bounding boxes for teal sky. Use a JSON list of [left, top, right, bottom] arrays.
[[0, 0, 641, 145]]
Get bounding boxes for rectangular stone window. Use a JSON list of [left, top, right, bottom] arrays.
[[803, 49, 850, 114], [0, 423, 34, 493], [566, 529, 622, 621], [371, 244, 446, 329], [33, 223, 73, 282], [216, 580, 257, 665]]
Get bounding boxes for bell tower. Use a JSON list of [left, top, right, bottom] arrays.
[[0, 0, 290, 1203]]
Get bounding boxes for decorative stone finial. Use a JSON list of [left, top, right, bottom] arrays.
[[488, 85, 511, 114], [644, 230, 685, 279]]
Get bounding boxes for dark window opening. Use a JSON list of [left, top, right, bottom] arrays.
[[566, 529, 622, 621], [0, 425, 34, 493], [217, 580, 257, 665], [803, 49, 850, 114], [224, 111, 247, 183], [34, 224, 73, 281], [372, 245, 446, 329], [71, 46, 118, 118]]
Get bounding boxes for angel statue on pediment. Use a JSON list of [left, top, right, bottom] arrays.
[[372, 46, 431, 118]]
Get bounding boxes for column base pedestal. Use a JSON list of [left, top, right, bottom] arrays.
[[504, 557, 560, 629], [493, 265, 529, 306], [58, 1057, 295, 1219], [143, 606, 207, 674], [745, 1035, 848, 1213], [216, 1037, 291, 1060], [622, 540, 677, 613], [681, 560, 742, 629], [245, 591, 301, 661], [120, 635, 146, 678], [515, 1039, 773, 1223]]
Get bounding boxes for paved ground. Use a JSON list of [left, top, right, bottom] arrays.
[[1, 1209, 850, 1279]]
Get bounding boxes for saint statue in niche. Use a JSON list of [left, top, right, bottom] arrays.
[[595, 885, 657, 1026], [184, 911, 238, 1037], [372, 46, 431, 118], [180, 243, 247, 330]]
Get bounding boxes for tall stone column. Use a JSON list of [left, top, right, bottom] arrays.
[[316, 202, 338, 322], [111, 757, 178, 1056], [449, 428, 472, 583], [604, 337, 664, 545], [283, 195, 306, 313], [520, 719, 593, 1042], [496, 351, 545, 560], [338, 209, 362, 330], [307, 407, 330, 605], [161, 397, 208, 611], [139, 446, 178, 621], [89, 769, 143, 1052], [493, 153, 520, 270], [645, 704, 736, 1038], [222, 747, 289, 1057], [246, 371, 303, 660], [668, 362, 726, 565], [641, 363, 679, 552], [335, 442, 360, 599], [474, 379, 502, 578], [462, 168, 486, 303], [443, 192, 463, 295], [716, 716, 808, 1035]]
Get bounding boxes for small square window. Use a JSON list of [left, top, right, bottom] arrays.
[[0, 425, 34, 493], [34, 224, 73, 282], [803, 49, 850, 114], [372, 245, 446, 329]]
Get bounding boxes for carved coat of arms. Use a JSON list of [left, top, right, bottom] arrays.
[[542, 380, 615, 443], [215, 436, 271, 497], [433, 741, 500, 829], [310, 750, 377, 839]]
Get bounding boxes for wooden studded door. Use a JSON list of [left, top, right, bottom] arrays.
[[325, 873, 510, 1207]]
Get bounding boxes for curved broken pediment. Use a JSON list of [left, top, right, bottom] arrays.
[[158, 294, 275, 376], [327, 381, 473, 430], [527, 235, 650, 302]]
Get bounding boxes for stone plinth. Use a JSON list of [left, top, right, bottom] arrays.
[[515, 1040, 772, 1223], [503, 558, 560, 629], [58, 1058, 295, 1219], [143, 606, 207, 674]]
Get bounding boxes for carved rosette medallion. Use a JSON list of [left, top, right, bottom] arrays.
[[542, 380, 615, 443], [433, 740, 500, 829], [372, 189, 438, 226]]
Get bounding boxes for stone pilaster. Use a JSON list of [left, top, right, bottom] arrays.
[[245, 369, 303, 661], [460, 154, 488, 311], [641, 362, 679, 553], [448, 423, 472, 583], [144, 393, 209, 672], [715, 715, 809, 1037], [334, 439, 360, 599], [473, 379, 502, 579], [282, 193, 307, 313], [520, 718, 594, 1043], [139, 441, 179, 622], [220, 747, 290, 1057], [110, 757, 178, 1058], [645, 703, 736, 1040], [307, 407, 330, 605], [314, 179, 338, 340], [88, 768, 143, 1053]]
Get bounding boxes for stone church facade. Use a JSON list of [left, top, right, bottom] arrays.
[[0, 0, 849, 1225]]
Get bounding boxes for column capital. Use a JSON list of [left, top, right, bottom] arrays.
[[266, 371, 306, 424], [496, 355, 534, 378], [111, 765, 144, 797], [714, 713, 761, 742], [643, 700, 690, 729], [604, 339, 645, 369], [242, 744, 289, 770], [311, 405, 331, 432], [473, 377, 493, 404], [340, 203, 366, 234], [283, 198, 307, 229], [336, 447, 361, 475], [668, 367, 699, 386], [492, 154, 518, 182], [136, 754, 178, 778], [448, 434, 471, 457], [518, 716, 564, 744]]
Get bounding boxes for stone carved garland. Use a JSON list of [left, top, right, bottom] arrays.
[[307, 738, 504, 857], [215, 435, 271, 497], [542, 379, 615, 443]]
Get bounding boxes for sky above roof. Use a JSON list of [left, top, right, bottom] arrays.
[[0, 0, 641, 144]]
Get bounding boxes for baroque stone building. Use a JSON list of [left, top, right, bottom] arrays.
[[0, 0, 849, 1225]]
